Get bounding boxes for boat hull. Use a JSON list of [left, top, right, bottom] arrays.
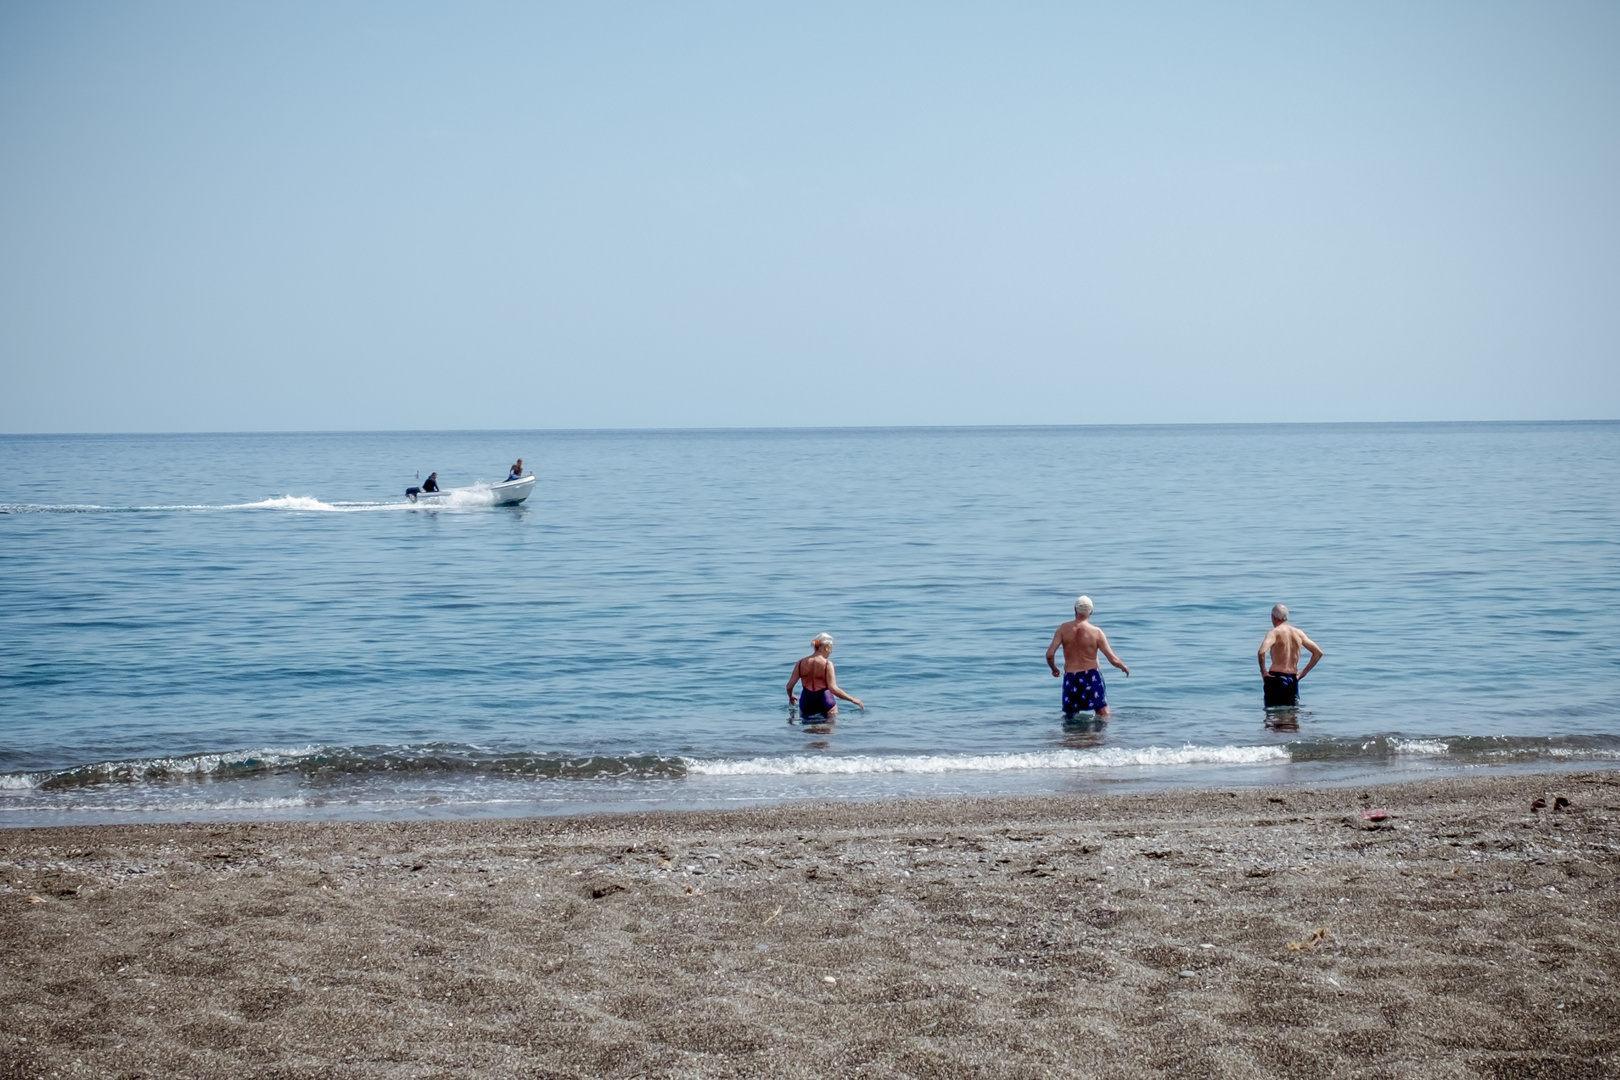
[[489, 475, 535, 505], [408, 475, 534, 506]]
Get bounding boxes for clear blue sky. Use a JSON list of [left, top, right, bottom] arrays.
[[2, 2, 1616, 432]]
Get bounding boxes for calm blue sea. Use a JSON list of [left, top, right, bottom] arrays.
[[2, 424, 1617, 825]]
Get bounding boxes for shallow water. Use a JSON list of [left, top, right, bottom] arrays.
[[2, 423, 1617, 824]]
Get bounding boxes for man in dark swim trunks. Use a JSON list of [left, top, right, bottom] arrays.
[[1046, 596, 1130, 718], [1258, 604, 1323, 708], [787, 633, 864, 719]]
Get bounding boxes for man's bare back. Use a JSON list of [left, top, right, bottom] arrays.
[[1257, 604, 1323, 709], [1046, 597, 1129, 718], [1048, 619, 1125, 674], [1258, 623, 1323, 677]]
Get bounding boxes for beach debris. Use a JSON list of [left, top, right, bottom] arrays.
[[1531, 799, 1547, 812], [589, 883, 625, 900], [1554, 796, 1571, 810], [763, 904, 783, 927], [823, 976, 837, 985], [1179, 970, 1196, 978], [1287, 927, 1329, 952], [1361, 808, 1391, 822], [1085, 906, 1121, 927], [26, 895, 46, 905]]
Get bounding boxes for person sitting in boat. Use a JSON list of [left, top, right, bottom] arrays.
[[405, 472, 440, 501], [506, 459, 524, 481]]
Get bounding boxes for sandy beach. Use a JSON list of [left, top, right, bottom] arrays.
[[3, 771, 1617, 1079]]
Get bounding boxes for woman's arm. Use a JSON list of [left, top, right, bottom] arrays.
[[826, 662, 864, 709], [786, 660, 802, 702]]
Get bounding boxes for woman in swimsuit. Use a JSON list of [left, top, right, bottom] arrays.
[[787, 633, 864, 719]]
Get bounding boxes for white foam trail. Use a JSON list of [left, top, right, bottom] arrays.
[[685, 745, 1290, 777], [3, 490, 512, 513], [412, 483, 502, 508], [231, 495, 409, 513], [235, 485, 508, 512], [0, 774, 41, 790]]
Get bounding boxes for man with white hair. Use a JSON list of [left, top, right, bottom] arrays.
[[1045, 596, 1130, 718], [1257, 604, 1324, 708]]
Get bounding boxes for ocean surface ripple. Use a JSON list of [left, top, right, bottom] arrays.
[[2, 424, 1617, 823]]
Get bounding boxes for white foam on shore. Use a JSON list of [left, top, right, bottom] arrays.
[[1389, 738, 1451, 756], [685, 745, 1291, 777]]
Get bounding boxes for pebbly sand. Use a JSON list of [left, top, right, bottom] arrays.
[[2, 772, 1618, 1079]]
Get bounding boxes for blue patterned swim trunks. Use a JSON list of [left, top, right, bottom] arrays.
[[1062, 669, 1107, 715]]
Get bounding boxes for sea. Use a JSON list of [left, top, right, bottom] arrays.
[[2, 423, 1617, 826]]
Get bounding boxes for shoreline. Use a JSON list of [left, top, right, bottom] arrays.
[[6, 752, 1619, 831], [4, 771, 1617, 1077]]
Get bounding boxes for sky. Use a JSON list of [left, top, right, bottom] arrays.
[[1, 2, 1616, 433]]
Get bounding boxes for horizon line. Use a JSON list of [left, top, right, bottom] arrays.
[[2, 418, 1617, 438]]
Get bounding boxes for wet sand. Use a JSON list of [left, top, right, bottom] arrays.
[[3, 772, 1618, 1079]]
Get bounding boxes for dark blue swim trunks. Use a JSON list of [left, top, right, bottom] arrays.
[[1062, 669, 1107, 715], [1263, 673, 1299, 708]]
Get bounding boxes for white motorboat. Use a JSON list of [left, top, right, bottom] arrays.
[[485, 475, 535, 505], [407, 474, 535, 506]]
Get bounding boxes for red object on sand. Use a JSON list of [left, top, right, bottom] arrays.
[[1361, 808, 1390, 821]]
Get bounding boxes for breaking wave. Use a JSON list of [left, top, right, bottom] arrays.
[[3, 745, 688, 792], [4, 735, 1618, 822]]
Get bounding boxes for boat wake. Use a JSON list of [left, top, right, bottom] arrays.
[[1, 484, 517, 515]]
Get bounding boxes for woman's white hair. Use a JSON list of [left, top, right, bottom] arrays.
[[813, 632, 835, 648], [1074, 595, 1094, 617]]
